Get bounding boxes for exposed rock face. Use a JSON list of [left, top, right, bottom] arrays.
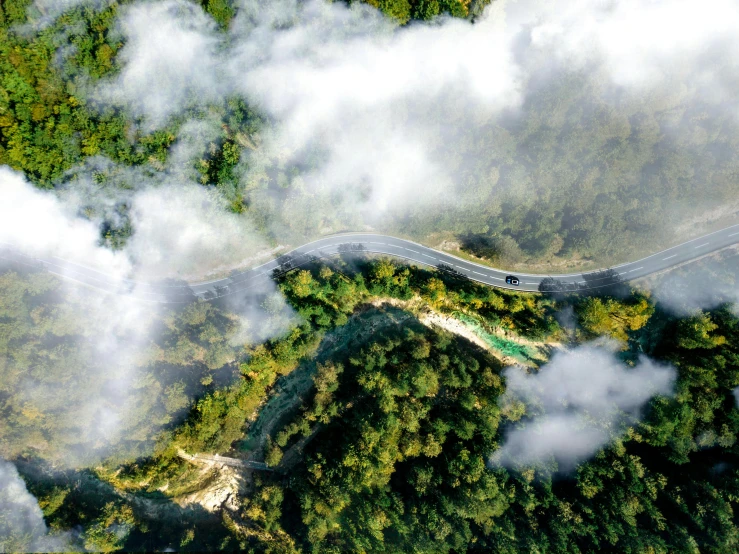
[[176, 464, 244, 513], [174, 450, 249, 513]]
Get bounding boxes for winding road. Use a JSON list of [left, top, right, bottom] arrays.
[[2, 225, 739, 303]]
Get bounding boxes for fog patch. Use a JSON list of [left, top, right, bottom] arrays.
[[0, 167, 131, 278], [0, 459, 78, 552], [21, 0, 112, 30], [126, 184, 268, 279], [492, 343, 675, 471], [0, 168, 294, 466], [554, 305, 576, 332], [645, 250, 739, 316], [96, 0, 226, 127], [90, 0, 739, 253]]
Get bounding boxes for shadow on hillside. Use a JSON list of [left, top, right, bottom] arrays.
[[539, 268, 629, 298], [435, 263, 473, 286], [15, 457, 236, 552]]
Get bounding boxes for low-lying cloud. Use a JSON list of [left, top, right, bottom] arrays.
[[0, 162, 292, 466], [127, 184, 268, 279], [88, 0, 739, 257], [0, 459, 77, 552], [645, 248, 739, 316], [493, 343, 675, 470], [0, 167, 131, 278], [96, 0, 226, 127]]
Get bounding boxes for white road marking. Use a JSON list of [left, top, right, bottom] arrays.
[[13, 226, 739, 304]]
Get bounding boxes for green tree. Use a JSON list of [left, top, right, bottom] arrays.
[[83, 502, 135, 553]]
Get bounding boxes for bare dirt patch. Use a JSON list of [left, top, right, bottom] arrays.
[[173, 451, 247, 514], [368, 297, 560, 366]]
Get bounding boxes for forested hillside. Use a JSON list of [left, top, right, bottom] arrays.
[[248, 305, 739, 553], [4, 252, 738, 552], [2, 0, 739, 552], [2, 0, 738, 270]]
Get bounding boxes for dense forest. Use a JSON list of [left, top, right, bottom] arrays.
[[3, 251, 739, 552], [2, 0, 739, 552], [2, 0, 738, 270]]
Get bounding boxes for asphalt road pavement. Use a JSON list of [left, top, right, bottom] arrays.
[[2, 224, 738, 303]]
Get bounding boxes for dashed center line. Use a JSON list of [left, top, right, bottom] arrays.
[[14, 229, 739, 304]]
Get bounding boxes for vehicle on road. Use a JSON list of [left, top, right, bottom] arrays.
[[505, 275, 520, 286]]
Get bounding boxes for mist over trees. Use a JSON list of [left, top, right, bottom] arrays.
[[0, 268, 243, 466], [2, 249, 739, 551], [1, 0, 739, 552], [3, 0, 739, 271]]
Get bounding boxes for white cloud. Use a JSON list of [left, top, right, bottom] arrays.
[[646, 251, 739, 315], [528, 0, 739, 90], [93, 0, 739, 242], [127, 183, 268, 278], [492, 343, 675, 470], [0, 459, 77, 552], [96, 0, 226, 126], [0, 166, 291, 466], [0, 167, 132, 278]]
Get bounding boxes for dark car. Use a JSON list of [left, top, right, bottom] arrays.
[[505, 275, 520, 286]]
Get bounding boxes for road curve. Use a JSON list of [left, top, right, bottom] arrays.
[[2, 224, 739, 303]]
